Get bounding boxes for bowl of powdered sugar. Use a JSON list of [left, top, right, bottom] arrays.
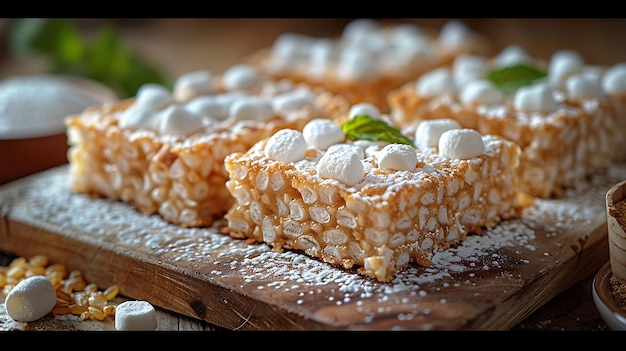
[[0, 74, 116, 184]]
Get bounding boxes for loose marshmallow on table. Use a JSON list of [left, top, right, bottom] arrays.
[[438, 128, 485, 159], [264, 128, 308, 163], [414, 118, 461, 150], [377, 143, 417, 171], [5, 275, 57, 322], [302, 118, 345, 150], [317, 146, 364, 186], [115, 300, 158, 331]]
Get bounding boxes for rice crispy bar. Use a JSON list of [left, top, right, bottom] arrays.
[[223, 104, 522, 282], [65, 64, 349, 227], [246, 19, 490, 114], [388, 46, 626, 198]]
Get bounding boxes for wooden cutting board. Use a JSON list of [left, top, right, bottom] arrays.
[[1, 164, 623, 330]]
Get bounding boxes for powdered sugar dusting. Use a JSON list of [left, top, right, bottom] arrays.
[[3, 163, 625, 330]]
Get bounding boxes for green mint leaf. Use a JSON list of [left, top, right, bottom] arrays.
[[6, 19, 172, 99], [83, 25, 172, 98], [341, 114, 415, 147], [7, 18, 84, 68], [487, 63, 547, 94]]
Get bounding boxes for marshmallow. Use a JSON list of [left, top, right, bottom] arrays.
[[453, 54, 489, 87], [342, 18, 378, 43], [5, 276, 57, 322], [264, 129, 308, 163], [326, 143, 365, 159], [492, 45, 533, 68], [514, 83, 558, 113], [336, 49, 378, 80], [172, 70, 214, 101], [388, 23, 424, 45], [302, 118, 345, 150], [348, 102, 382, 120], [415, 67, 456, 97], [438, 20, 472, 51], [377, 143, 417, 171], [229, 97, 274, 121], [565, 73, 604, 99], [272, 33, 314, 63], [135, 83, 173, 111], [222, 64, 261, 91], [602, 63, 626, 95], [307, 39, 335, 77], [272, 89, 315, 114], [317, 147, 364, 186], [548, 50, 583, 89], [115, 300, 158, 331], [438, 128, 485, 159], [185, 96, 226, 120], [352, 139, 387, 158], [459, 79, 504, 105], [118, 104, 160, 130], [414, 118, 461, 150], [157, 105, 204, 136]]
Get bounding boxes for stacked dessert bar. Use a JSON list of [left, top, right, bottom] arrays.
[[66, 64, 349, 227]]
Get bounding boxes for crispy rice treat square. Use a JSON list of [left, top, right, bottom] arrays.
[[246, 19, 490, 114], [223, 106, 522, 282], [65, 65, 349, 227], [388, 47, 626, 198]]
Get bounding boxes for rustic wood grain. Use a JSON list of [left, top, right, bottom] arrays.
[[1, 164, 624, 330]]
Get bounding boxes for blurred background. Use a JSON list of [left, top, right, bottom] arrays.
[[1, 18, 625, 185]]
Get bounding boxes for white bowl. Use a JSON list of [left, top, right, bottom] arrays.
[[0, 74, 117, 184], [0, 74, 117, 140], [592, 261, 626, 330]]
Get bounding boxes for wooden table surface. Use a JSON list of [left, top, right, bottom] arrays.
[[1, 18, 624, 332]]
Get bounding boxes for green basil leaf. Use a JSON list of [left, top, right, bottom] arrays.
[[487, 63, 547, 94], [341, 114, 415, 147]]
